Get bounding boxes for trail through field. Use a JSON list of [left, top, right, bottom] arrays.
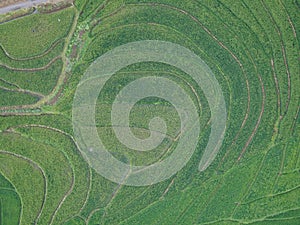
[[0, 0, 71, 15], [0, 0, 48, 14]]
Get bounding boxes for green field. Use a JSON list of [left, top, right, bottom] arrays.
[[0, 7, 75, 109], [0, 0, 299, 224], [0, 7, 75, 58]]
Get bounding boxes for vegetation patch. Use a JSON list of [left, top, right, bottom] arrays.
[[0, 7, 75, 58], [0, 0, 299, 224]]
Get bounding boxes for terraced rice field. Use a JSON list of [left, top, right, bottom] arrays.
[[0, 0, 299, 224]]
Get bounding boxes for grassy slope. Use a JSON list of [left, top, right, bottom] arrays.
[[73, 1, 299, 224], [0, 8, 75, 58], [0, 0, 299, 224], [0, 7, 75, 108], [0, 174, 21, 225], [0, 152, 44, 225]]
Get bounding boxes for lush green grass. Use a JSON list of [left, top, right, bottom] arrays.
[[0, 174, 21, 225], [0, 152, 44, 225], [0, 59, 63, 95], [0, 39, 65, 69], [0, 173, 14, 189], [78, 0, 106, 22], [63, 216, 86, 225], [0, 8, 75, 58], [0, 189, 21, 225], [0, 89, 39, 106], [0, 0, 299, 224], [14, 126, 90, 224], [0, 7, 72, 109], [0, 132, 74, 224], [74, 1, 299, 224]]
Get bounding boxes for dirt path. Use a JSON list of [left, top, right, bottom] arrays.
[[0, 0, 48, 14], [0, 0, 70, 15], [0, 0, 26, 9]]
